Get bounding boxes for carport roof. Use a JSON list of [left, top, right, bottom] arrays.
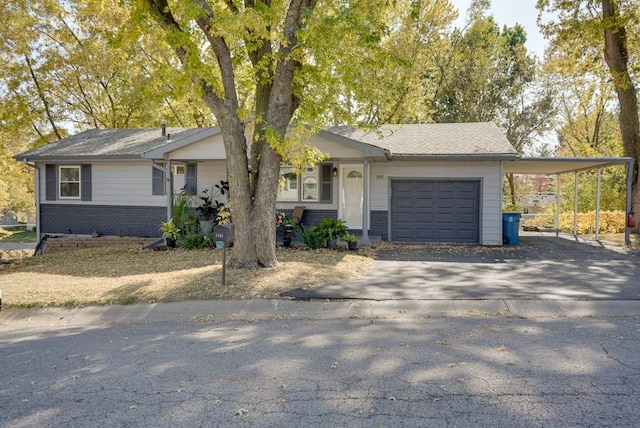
[[503, 157, 634, 175]]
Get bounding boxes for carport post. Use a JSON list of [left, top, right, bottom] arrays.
[[361, 158, 370, 246], [596, 168, 601, 240], [573, 172, 579, 237], [625, 160, 633, 245], [555, 174, 560, 237]]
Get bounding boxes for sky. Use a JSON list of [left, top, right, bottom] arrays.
[[450, 0, 547, 59]]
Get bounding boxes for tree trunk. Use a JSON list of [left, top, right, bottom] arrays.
[[601, 0, 640, 231], [506, 173, 517, 207]]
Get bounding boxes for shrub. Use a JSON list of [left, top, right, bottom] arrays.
[[523, 209, 626, 234], [179, 232, 209, 249], [300, 225, 325, 249]]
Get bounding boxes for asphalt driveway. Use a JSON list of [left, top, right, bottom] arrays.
[[282, 233, 640, 301]]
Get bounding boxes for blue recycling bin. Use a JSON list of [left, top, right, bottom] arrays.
[[502, 213, 521, 245]]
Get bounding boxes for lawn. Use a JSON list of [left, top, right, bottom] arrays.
[[0, 245, 372, 308], [0, 227, 37, 243]]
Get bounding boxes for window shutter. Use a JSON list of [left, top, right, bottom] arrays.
[[185, 164, 197, 195], [152, 166, 165, 195], [320, 163, 332, 203], [81, 164, 92, 201], [45, 164, 57, 201]]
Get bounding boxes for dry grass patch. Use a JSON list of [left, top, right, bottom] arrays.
[[0, 245, 372, 308]]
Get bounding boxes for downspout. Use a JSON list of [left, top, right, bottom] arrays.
[[167, 159, 173, 221], [23, 160, 40, 239], [362, 158, 370, 246]]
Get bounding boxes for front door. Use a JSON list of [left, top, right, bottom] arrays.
[[339, 165, 364, 229]]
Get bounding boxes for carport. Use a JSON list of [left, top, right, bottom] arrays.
[[503, 157, 635, 244]]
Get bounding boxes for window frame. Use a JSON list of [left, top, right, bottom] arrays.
[[58, 165, 81, 199], [277, 163, 333, 203], [152, 164, 166, 196]]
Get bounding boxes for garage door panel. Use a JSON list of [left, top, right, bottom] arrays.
[[457, 213, 477, 223], [457, 198, 477, 209], [391, 180, 479, 244], [436, 199, 455, 209], [415, 198, 433, 209], [395, 212, 414, 222], [416, 182, 434, 192], [394, 228, 415, 240], [393, 198, 414, 209], [395, 182, 415, 193], [415, 213, 434, 223]]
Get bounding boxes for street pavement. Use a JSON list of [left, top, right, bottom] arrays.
[[2, 234, 640, 427], [2, 300, 640, 427]]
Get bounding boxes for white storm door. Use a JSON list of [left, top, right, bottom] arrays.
[[339, 165, 364, 229]]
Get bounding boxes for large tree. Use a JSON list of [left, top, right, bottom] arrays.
[[538, 0, 640, 222], [135, 0, 423, 267]]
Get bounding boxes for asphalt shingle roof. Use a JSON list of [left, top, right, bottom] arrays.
[[16, 128, 208, 160], [16, 122, 517, 161], [326, 122, 517, 156]]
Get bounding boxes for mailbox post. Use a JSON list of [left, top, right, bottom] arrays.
[[213, 223, 234, 285]]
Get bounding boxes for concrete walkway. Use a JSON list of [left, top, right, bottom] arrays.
[[0, 241, 36, 251], [3, 298, 640, 331]]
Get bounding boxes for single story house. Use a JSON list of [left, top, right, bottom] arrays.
[[15, 122, 523, 245]]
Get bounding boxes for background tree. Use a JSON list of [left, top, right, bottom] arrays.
[[321, 0, 457, 126], [538, 0, 640, 224], [0, 0, 214, 218], [429, 3, 556, 205]]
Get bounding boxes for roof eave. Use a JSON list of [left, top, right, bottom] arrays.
[[143, 126, 221, 159], [14, 154, 146, 163], [318, 129, 391, 160], [389, 153, 520, 161]]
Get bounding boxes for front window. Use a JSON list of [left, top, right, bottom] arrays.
[[278, 164, 332, 203], [59, 166, 80, 199], [302, 167, 319, 201]]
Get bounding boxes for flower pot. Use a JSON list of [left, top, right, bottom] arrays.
[[165, 238, 176, 248], [282, 237, 292, 247], [348, 241, 358, 251], [199, 219, 214, 235], [327, 238, 337, 248]]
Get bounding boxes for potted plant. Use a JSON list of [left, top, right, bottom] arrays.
[[281, 218, 297, 247], [160, 219, 180, 248], [344, 233, 358, 251], [319, 218, 348, 248], [197, 181, 230, 233], [196, 189, 217, 233]]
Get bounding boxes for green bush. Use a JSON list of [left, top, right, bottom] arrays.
[[318, 218, 348, 241], [300, 225, 325, 249], [179, 232, 209, 249]]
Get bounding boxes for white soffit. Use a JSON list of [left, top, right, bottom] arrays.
[[503, 157, 634, 175]]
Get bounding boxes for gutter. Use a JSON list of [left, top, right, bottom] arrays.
[[387, 154, 520, 162]]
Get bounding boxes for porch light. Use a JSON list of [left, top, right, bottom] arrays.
[[332, 167, 338, 177]]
